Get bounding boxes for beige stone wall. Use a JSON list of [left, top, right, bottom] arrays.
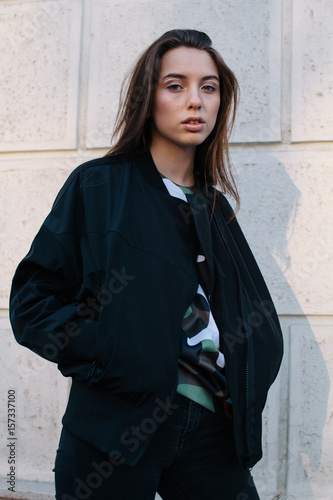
[[0, 1, 332, 498]]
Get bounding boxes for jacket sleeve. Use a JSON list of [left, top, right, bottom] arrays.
[[9, 167, 99, 382]]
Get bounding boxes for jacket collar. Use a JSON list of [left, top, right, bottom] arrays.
[[133, 149, 215, 297], [132, 149, 170, 194]]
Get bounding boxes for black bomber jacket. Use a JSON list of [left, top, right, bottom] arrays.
[[9, 150, 284, 468]]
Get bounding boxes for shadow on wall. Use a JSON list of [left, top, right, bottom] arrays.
[[235, 153, 330, 498]]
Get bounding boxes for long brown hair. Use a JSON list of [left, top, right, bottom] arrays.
[[106, 29, 240, 207]]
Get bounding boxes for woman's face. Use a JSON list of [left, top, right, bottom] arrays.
[[151, 46, 221, 153]]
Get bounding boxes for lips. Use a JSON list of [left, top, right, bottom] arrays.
[[182, 116, 205, 132], [182, 116, 205, 124]]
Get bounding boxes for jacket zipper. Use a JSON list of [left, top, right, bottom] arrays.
[[213, 216, 251, 468]]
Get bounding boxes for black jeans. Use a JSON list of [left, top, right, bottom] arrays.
[[54, 393, 260, 500]]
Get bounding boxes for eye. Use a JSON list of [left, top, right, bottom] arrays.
[[167, 83, 183, 91], [202, 84, 217, 92]]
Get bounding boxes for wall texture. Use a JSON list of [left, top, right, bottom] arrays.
[[0, 0, 332, 498]]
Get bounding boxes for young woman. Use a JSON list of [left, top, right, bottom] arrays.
[[10, 30, 283, 499]]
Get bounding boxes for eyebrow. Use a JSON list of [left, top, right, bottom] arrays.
[[162, 73, 220, 82]]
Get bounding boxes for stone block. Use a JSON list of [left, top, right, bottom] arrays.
[[0, 314, 69, 482], [287, 321, 333, 499], [86, 0, 282, 148], [291, 0, 333, 141], [231, 150, 333, 315], [0, 154, 94, 309], [0, 0, 82, 151]]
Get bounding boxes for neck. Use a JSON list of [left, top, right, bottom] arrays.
[[150, 139, 196, 187]]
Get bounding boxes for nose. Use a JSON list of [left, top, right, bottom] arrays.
[[187, 86, 202, 110]]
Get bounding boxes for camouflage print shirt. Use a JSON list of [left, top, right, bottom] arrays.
[[161, 176, 232, 416]]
